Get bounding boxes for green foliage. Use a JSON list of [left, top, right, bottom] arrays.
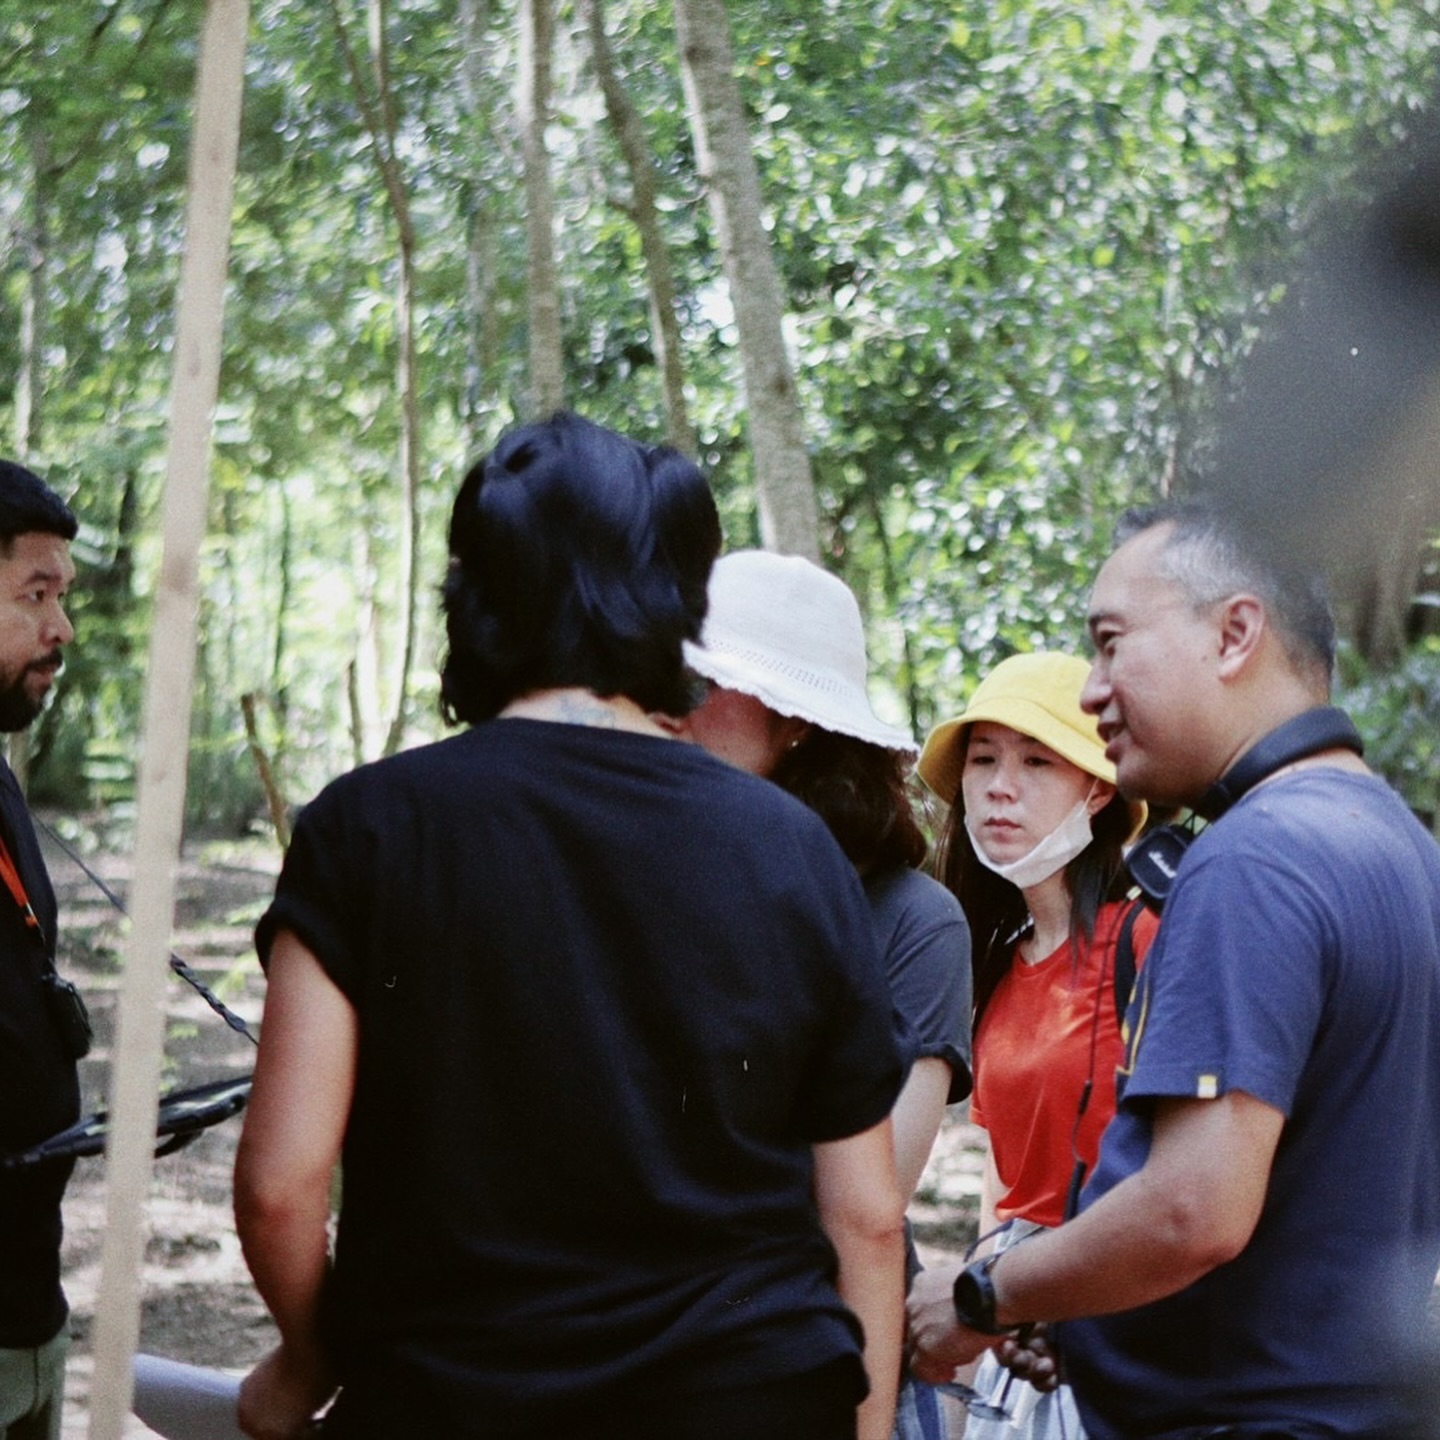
[[1, 0, 1437, 822], [1338, 637, 1440, 829]]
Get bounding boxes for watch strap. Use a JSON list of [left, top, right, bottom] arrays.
[[952, 1252, 1021, 1336]]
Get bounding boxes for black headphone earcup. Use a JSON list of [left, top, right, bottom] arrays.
[[1125, 825, 1194, 913]]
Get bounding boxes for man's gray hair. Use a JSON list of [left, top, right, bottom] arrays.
[[1115, 499, 1337, 685]]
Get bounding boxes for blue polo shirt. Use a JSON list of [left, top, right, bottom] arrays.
[[1061, 770, 1440, 1438]]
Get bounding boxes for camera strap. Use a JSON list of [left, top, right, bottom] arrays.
[[0, 821, 255, 1165], [31, 815, 258, 1047], [0, 832, 43, 938]]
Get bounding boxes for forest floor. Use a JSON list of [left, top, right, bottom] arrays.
[[43, 815, 988, 1437]]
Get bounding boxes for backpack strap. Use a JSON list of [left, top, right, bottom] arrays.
[[1113, 898, 1146, 1024]]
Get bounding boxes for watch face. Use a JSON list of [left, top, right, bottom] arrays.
[[952, 1264, 995, 1333]]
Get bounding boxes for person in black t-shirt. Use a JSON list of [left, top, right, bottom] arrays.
[[234, 414, 909, 1440]]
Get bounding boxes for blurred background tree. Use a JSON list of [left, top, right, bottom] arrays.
[[1, 0, 1436, 833]]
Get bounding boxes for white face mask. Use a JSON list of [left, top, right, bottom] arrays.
[[965, 784, 1097, 891]]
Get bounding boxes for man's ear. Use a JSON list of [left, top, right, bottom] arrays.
[[651, 711, 690, 738], [1215, 593, 1266, 678]]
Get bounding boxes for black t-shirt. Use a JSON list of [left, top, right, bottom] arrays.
[[257, 720, 904, 1433], [0, 763, 79, 1347]]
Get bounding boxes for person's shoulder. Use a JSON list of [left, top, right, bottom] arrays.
[[864, 864, 965, 923], [1098, 894, 1160, 956], [1098, 894, 1154, 927], [1225, 766, 1416, 842], [652, 737, 801, 806], [863, 866, 971, 964], [0, 756, 23, 804], [293, 732, 479, 819], [1176, 768, 1435, 913]]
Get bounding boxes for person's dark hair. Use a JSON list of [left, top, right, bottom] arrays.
[[935, 728, 1134, 1022], [441, 412, 721, 724], [770, 729, 928, 875], [0, 461, 78, 549], [1116, 497, 1336, 687]]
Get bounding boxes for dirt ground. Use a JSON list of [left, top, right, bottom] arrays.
[[42, 817, 987, 1437], [46, 821, 281, 1436]]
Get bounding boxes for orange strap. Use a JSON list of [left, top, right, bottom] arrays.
[[0, 835, 39, 929]]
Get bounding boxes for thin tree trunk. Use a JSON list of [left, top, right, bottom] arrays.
[[327, 0, 423, 757], [459, 0, 499, 451], [270, 480, 293, 741], [346, 659, 365, 769], [862, 473, 922, 740], [518, 0, 564, 414], [241, 692, 291, 847], [583, 0, 696, 455], [15, 132, 49, 464], [462, 187, 500, 450], [674, 0, 818, 557], [350, 525, 384, 763], [88, 3, 248, 1434]]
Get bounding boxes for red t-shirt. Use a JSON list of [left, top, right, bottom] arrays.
[[969, 900, 1158, 1228]]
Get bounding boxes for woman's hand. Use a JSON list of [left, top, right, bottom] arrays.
[[236, 1342, 335, 1440], [904, 1263, 998, 1381]]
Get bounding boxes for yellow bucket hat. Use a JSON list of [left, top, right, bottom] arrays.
[[918, 652, 1145, 835]]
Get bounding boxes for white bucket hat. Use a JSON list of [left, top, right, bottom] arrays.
[[684, 550, 917, 755]]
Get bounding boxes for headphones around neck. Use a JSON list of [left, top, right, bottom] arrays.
[[1125, 706, 1364, 913]]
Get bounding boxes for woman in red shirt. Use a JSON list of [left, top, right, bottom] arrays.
[[918, 652, 1153, 1439]]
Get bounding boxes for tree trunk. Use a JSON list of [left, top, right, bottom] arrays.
[[87, 3, 249, 1431], [458, 0, 499, 453], [350, 524, 384, 764], [15, 130, 49, 464], [270, 480, 293, 741], [327, 0, 423, 757], [241, 691, 291, 847], [518, 0, 564, 415], [674, 0, 817, 558], [584, 0, 696, 456], [862, 472, 922, 739]]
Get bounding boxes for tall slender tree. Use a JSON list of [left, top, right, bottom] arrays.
[[674, 0, 818, 557], [584, 0, 696, 455], [518, 0, 564, 414], [326, 0, 424, 757], [458, 0, 503, 453]]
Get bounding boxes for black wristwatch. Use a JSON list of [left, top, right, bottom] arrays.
[[952, 1252, 1021, 1335]]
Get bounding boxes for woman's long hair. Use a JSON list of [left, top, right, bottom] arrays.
[[771, 729, 928, 876], [935, 729, 1134, 1022], [441, 412, 721, 724]]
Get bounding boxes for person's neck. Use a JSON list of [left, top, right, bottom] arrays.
[[1209, 694, 1369, 801], [499, 686, 672, 738], [1017, 873, 1073, 964]]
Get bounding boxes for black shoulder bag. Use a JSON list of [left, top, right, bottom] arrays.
[[0, 832, 92, 1059]]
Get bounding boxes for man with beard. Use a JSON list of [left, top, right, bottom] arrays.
[[0, 459, 83, 1440]]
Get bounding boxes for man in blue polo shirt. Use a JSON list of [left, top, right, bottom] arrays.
[[909, 499, 1440, 1438]]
